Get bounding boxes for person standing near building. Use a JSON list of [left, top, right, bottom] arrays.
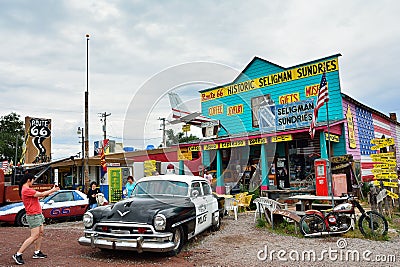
[[12, 173, 60, 265], [204, 169, 213, 185], [87, 181, 101, 209], [125, 176, 136, 198]]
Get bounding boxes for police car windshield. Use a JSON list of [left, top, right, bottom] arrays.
[[133, 180, 188, 196]]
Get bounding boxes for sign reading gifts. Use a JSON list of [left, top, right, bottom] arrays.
[[275, 99, 314, 131]]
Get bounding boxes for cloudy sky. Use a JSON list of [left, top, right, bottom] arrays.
[[1, 0, 399, 160]]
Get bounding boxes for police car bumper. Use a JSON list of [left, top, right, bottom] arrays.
[[78, 231, 175, 253]]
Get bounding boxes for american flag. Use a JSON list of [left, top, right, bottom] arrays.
[[1, 161, 9, 171], [309, 72, 329, 139], [100, 139, 109, 176]]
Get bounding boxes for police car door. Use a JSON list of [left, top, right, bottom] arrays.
[[191, 181, 209, 235], [201, 181, 214, 228]]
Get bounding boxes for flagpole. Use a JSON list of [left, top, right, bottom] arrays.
[[325, 89, 335, 209]]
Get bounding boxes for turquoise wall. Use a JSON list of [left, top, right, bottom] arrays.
[[200, 55, 344, 136]]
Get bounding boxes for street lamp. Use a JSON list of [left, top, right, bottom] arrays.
[[77, 127, 84, 188]]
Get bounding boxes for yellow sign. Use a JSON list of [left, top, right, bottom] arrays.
[[371, 169, 385, 174], [208, 105, 223, 116], [271, 134, 293, 142], [371, 152, 395, 158], [374, 163, 396, 169], [379, 158, 397, 164], [373, 181, 399, 188], [375, 173, 398, 179], [219, 140, 246, 149], [386, 190, 399, 199], [325, 133, 340, 142], [371, 138, 395, 146], [278, 93, 300, 104], [248, 137, 267, 145], [178, 147, 192, 161], [144, 160, 156, 177], [203, 143, 219, 150], [108, 168, 122, 202], [188, 145, 200, 152], [201, 58, 339, 102], [346, 105, 357, 149], [182, 124, 190, 132], [305, 84, 320, 97], [227, 104, 244, 116]]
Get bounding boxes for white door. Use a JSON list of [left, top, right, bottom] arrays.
[[191, 181, 209, 235]]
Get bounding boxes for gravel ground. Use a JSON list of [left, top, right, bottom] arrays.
[[1, 212, 399, 267], [185, 212, 400, 267]]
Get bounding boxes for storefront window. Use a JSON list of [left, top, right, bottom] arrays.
[[251, 94, 274, 128], [288, 136, 320, 182]]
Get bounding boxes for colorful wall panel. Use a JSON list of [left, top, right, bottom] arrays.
[[350, 101, 399, 181], [200, 55, 344, 136]]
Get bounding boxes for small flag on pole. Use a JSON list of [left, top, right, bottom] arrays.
[[309, 72, 329, 139], [100, 139, 109, 176]]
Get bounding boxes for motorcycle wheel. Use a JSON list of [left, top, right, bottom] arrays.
[[299, 214, 326, 236], [358, 211, 388, 237]]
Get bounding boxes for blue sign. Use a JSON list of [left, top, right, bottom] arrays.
[[275, 99, 314, 131]]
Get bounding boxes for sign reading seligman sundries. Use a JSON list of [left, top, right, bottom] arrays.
[[24, 116, 52, 164]]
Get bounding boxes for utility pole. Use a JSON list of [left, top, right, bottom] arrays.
[[84, 34, 90, 193], [158, 117, 166, 147], [99, 112, 111, 140]]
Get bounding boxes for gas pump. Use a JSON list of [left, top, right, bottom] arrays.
[[314, 159, 329, 196]]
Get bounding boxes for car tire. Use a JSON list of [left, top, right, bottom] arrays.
[[211, 211, 220, 232], [15, 210, 28, 227], [167, 226, 184, 256]]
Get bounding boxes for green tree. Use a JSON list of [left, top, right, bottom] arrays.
[[165, 129, 199, 146], [0, 112, 24, 162]]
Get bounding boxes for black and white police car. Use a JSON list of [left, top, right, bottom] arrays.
[[78, 175, 224, 255]]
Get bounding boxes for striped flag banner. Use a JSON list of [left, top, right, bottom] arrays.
[[1, 161, 9, 172], [309, 72, 329, 139]]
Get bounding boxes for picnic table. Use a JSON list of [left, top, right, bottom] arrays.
[[264, 188, 315, 200], [288, 194, 347, 211]]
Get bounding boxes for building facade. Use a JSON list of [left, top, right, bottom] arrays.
[[186, 54, 399, 195]]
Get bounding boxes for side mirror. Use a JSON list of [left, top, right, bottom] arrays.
[[192, 189, 199, 198], [47, 200, 55, 205]]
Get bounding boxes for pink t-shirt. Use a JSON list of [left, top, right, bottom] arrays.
[[21, 186, 42, 215]]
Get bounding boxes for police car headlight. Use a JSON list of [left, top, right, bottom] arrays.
[[154, 214, 166, 231], [83, 212, 94, 228]]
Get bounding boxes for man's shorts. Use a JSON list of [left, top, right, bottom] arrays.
[[26, 214, 45, 229]]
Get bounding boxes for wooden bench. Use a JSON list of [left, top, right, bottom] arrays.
[[254, 197, 301, 230]]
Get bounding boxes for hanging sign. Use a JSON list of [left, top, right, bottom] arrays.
[[346, 105, 357, 149], [188, 145, 200, 152], [386, 190, 399, 199], [182, 124, 191, 132], [178, 147, 192, 161], [271, 134, 293, 142], [275, 99, 314, 131], [203, 143, 219, 150], [248, 137, 267, 145], [325, 133, 340, 142], [219, 140, 246, 149]]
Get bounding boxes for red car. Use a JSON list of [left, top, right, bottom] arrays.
[[0, 190, 89, 226]]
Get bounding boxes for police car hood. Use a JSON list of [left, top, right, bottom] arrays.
[[103, 195, 195, 224]]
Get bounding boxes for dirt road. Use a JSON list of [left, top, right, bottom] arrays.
[[1, 213, 399, 266]]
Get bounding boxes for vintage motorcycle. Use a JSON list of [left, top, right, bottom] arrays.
[[299, 194, 388, 237]]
